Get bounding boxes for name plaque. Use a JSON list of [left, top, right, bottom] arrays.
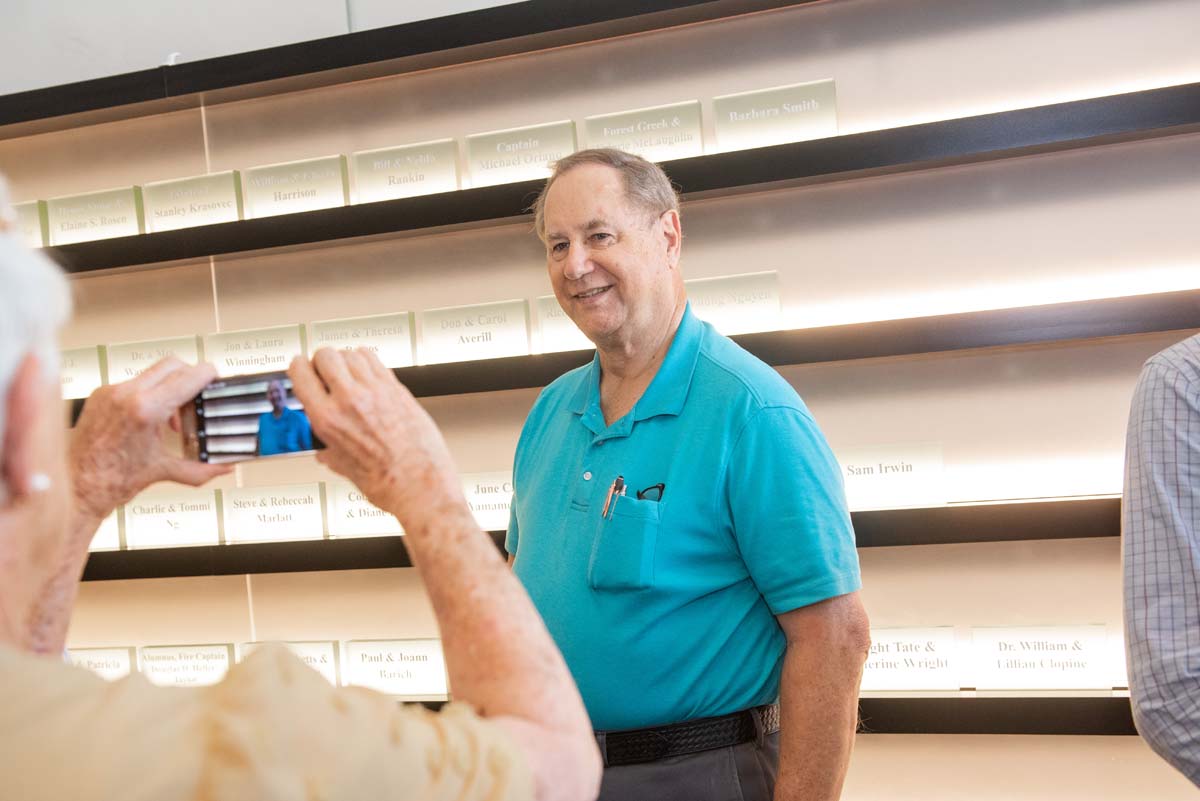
[[419, 299, 529, 364], [61, 345, 106, 400], [862, 627, 959, 692], [462, 471, 513, 531], [106, 335, 202, 381], [243, 156, 349, 220], [713, 80, 838, 152], [223, 483, 324, 544], [241, 641, 340, 685], [535, 295, 593, 354], [141, 171, 243, 233], [466, 121, 576, 188], [343, 639, 448, 697], [326, 480, 402, 538], [70, 647, 136, 681], [837, 443, 946, 511], [124, 487, 219, 549], [204, 325, 305, 377], [353, 139, 459, 203], [585, 101, 703, 163], [88, 511, 122, 552], [47, 186, 144, 246], [309, 312, 414, 368], [686, 272, 780, 335], [972, 625, 1111, 690], [14, 200, 47, 248], [140, 644, 233, 687]]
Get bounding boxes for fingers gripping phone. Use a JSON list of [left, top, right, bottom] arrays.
[[180, 370, 325, 463]]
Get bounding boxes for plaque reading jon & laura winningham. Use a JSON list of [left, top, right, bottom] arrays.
[[204, 325, 305, 377], [242, 156, 349, 219], [353, 139, 459, 203], [713, 79, 838, 152], [466, 120, 576, 188], [46, 186, 144, 246], [141, 171, 243, 233]]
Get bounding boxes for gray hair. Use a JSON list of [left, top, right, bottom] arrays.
[[0, 177, 73, 501], [531, 148, 680, 241]]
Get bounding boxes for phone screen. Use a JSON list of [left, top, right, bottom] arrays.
[[181, 370, 324, 463]]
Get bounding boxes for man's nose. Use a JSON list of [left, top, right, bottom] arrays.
[[563, 244, 592, 281]]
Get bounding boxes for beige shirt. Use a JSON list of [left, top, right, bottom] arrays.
[[0, 643, 530, 800]]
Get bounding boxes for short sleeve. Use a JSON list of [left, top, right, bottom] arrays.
[[505, 500, 520, 555], [726, 405, 861, 615]]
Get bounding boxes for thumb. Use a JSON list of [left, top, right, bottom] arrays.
[[163, 459, 233, 487]]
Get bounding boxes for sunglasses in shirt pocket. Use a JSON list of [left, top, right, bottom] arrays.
[[587, 495, 661, 591]]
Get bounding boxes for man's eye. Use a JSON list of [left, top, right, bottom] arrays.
[[550, 242, 568, 254], [590, 233, 613, 244]]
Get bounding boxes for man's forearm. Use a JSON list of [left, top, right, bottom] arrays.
[[25, 508, 104, 654]]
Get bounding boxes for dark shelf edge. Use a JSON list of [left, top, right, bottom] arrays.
[[46, 81, 1200, 273], [857, 697, 1136, 736]]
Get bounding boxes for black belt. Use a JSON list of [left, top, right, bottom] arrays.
[[597, 704, 780, 767]]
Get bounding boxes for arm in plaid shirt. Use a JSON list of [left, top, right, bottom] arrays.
[[1124, 332, 1200, 787]]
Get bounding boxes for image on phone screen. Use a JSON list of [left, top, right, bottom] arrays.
[[181, 370, 324, 463]]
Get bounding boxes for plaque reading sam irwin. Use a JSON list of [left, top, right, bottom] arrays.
[[222, 483, 324, 544], [243, 155, 349, 219], [15, 200, 47, 248], [861, 627, 959, 692], [585, 101, 703, 163], [70, 647, 136, 681], [418, 299, 530, 365], [106, 335, 202, 381], [309, 312, 414, 368], [141, 171, 243, 233], [461, 471, 514, 532], [466, 120, 576, 188], [685, 272, 780, 335], [326, 480, 403, 538], [140, 644, 234, 687], [343, 639, 448, 697], [536, 294, 593, 354], [61, 345, 106, 400], [837, 442, 946, 511], [124, 487, 219, 549], [353, 139, 459, 203], [47, 186, 144, 246], [713, 79, 837, 153], [972, 625, 1111, 691], [204, 324, 305, 377]]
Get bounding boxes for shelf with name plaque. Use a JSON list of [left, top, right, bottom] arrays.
[[353, 139, 459, 203], [141, 172, 243, 233], [222, 483, 325, 544], [309, 312, 414, 368], [585, 101, 704, 163], [204, 324, 305, 377], [60, 345, 105, 400], [685, 272, 781, 335], [15, 200, 47, 248], [124, 487, 220, 549], [243, 156, 349, 220], [862, 628, 960, 693], [69, 646, 137, 681], [838, 443, 947, 511], [343, 639, 449, 699], [535, 295, 593, 354], [461, 471, 514, 532], [139, 643, 234, 687], [713, 79, 838, 153], [418, 299, 530, 365], [105, 335, 202, 382], [240, 641, 341, 685], [466, 120, 576, 189], [971, 625, 1117, 691], [46, 186, 143, 246], [326, 480, 403, 538]]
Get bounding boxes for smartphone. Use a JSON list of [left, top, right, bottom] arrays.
[[180, 370, 324, 463]]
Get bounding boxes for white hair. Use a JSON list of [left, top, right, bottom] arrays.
[[0, 176, 73, 501]]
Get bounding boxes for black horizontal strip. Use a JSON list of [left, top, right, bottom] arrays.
[[857, 696, 1135, 736], [46, 82, 1200, 273]]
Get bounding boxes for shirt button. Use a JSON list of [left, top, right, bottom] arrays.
[[583, 471, 592, 481]]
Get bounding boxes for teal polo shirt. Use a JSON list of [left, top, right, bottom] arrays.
[[507, 304, 860, 731]]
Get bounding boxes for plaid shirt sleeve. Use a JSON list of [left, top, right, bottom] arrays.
[[1124, 333, 1200, 788]]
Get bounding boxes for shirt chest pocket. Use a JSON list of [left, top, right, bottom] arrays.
[[585, 496, 662, 591]]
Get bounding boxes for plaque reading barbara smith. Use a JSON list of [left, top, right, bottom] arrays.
[[60, 345, 105, 400], [222, 483, 324, 544], [326, 480, 403, 538], [418, 299, 529, 365], [861, 627, 959, 692], [139, 644, 234, 687], [466, 120, 576, 188], [585, 101, 703, 163], [972, 625, 1112, 691], [141, 171, 243, 233], [124, 487, 220, 549], [713, 80, 837, 152], [343, 639, 448, 697], [535, 295, 593, 354], [686, 272, 780, 335], [241, 641, 341, 685], [242, 156, 349, 219], [47, 186, 144, 246], [353, 139, 459, 203], [106, 335, 202, 381], [461, 471, 514, 532], [88, 511, 121, 552], [204, 325, 305, 377], [309, 312, 414, 368], [837, 443, 946, 511], [69, 647, 136, 682], [15, 200, 48, 248]]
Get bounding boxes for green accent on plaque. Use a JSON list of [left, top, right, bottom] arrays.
[[133, 186, 145, 235], [14, 200, 48, 248], [116, 507, 127, 550], [584, 100, 704, 162], [318, 481, 329, 538], [232, 171, 245, 220], [97, 343, 109, 386], [46, 186, 144, 246], [215, 488, 226, 545], [712, 79, 838, 152], [141, 172, 242, 233], [352, 139, 460, 203]]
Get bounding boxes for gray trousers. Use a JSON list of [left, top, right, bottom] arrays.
[[595, 730, 779, 801]]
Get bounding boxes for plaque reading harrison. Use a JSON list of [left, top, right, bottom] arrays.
[[222, 483, 324, 544], [343, 639, 449, 697], [106, 335, 202, 381], [14, 200, 48, 248], [713, 80, 838, 152], [585, 101, 704, 163], [204, 325, 305, 377], [47, 186, 144, 246], [309, 312, 414, 368], [353, 139, 459, 203], [141, 171, 243, 233], [418, 299, 530, 364], [686, 272, 781, 335], [466, 121, 576, 188], [60, 345, 106, 400], [243, 156, 349, 219]]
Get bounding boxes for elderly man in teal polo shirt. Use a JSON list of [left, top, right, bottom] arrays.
[[507, 148, 870, 801]]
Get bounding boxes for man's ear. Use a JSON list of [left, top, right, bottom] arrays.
[[2, 354, 45, 500], [659, 209, 682, 267]]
